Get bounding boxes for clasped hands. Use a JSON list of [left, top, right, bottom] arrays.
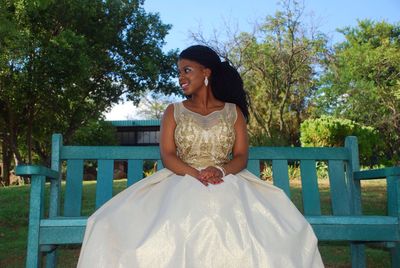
[[196, 166, 224, 186]]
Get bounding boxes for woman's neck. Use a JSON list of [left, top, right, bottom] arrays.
[[189, 87, 222, 108]]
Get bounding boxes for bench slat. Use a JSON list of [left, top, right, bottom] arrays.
[[272, 160, 290, 197], [310, 215, 400, 241], [157, 160, 164, 170], [62, 146, 350, 161], [96, 160, 114, 209], [249, 147, 350, 160], [64, 160, 83, 216], [328, 160, 351, 215], [300, 160, 321, 215], [247, 160, 260, 177], [38, 216, 399, 244], [127, 160, 143, 186], [61, 146, 161, 160]]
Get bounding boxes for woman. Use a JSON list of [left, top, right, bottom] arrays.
[[78, 45, 324, 267]]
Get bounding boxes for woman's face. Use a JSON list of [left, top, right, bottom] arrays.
[[177, 59, 209, 96]]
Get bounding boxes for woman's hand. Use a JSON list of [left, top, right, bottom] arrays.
[[197, 166, 224, 186]]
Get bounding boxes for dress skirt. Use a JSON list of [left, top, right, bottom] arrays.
[[77, 169, 324, 267]]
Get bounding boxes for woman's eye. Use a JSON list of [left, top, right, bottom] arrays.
[[178, 67, 193, 76]]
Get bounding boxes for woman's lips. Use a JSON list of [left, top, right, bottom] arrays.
[[181, 83, 189, 90]]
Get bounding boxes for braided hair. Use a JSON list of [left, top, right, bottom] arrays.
[[179, 45, 249, 122]]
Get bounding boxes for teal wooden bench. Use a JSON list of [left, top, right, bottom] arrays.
[[16, 134, 400, 267]]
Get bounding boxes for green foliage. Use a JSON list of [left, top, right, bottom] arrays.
[[316, 19, 400, 164], [260, 161, 329, 181], [69, 120, 118, 146], [300, 116, 384, 166], [0, 0, 179, 170], [227, 0, 328, 146]]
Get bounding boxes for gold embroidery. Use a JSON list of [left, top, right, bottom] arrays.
[[174, 102, 236, 168]]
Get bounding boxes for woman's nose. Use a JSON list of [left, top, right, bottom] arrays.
[[178, 73, 186, 81]]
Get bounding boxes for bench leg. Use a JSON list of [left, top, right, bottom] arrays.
[[351, 242, 366, 268], [390, 242, 400, 268], [26, 176, 45, 268]]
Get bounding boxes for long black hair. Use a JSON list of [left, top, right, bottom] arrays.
[[179, 45, 249, 122]]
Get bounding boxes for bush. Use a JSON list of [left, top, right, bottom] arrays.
[[300, 116, 384, 166], [69, 120, 118, 146]]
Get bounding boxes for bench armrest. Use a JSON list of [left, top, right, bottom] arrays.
[[16, 165, 59, 180], [353, 167, 400, 218], [16, 165, 61, 218], [353, 167, 400, 180]]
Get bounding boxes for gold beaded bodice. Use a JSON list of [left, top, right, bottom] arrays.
[[174, 102, 237, 168]]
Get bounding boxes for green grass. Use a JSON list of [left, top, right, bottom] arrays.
[[0, 179, 392, 267]]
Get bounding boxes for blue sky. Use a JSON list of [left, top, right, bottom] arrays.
[[105, 0, 399, 120], [143, 0, 399, 52]]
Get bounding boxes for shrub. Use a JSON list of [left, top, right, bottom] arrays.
[[300, 116, 384, 166]]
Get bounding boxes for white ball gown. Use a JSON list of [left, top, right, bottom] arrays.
[[77, 102, 324, 267]]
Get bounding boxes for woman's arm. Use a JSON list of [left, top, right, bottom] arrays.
[[159, 104, 200, 179], [222, 105, 249, 174]]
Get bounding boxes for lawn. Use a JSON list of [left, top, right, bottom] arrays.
[[0, 179, 391, 267]]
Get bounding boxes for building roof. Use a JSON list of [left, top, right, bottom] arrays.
[[108, 119, 161, 127]]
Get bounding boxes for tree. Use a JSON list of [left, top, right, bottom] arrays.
[[316, 20, 400, 164], [134, 92, 182, 120], [191, 0, 327, 146], [0, 0, 179, 185], [69, 120, 118, 146]]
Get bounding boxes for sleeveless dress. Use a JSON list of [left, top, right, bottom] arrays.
[[77, 102, 324, 268]]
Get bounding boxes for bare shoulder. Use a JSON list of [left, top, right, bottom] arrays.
[[233, 104, 246, 126], [162, 103, 175, 118], [161, 103, 176, 126]]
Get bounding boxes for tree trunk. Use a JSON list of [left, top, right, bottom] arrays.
[[1, 136, 11, 186], [27, 106, 33, 164]]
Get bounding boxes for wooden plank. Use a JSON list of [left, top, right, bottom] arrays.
[[26, 175, 45, 268], [47, 134, 62, 267], [249, 147, 350, 160], [62, 145, 349, 161], [37, 215, 400, 244], [96, 160, 114, 208], [15, 165, 59, 178], [40, 217, 87, 244], [157, 160, 164, 170], [345, 136, 361, 213], [300, 160, 321, 215], [390, 243, 400, 268], [64, 160, 83, 217], [127, 160, 143, 186], [310, 223, 399, 241], [50, 134, 62, 216], [272, 160, 290, 197], [345, 136, 366, 266], [306, 215, 398, 225], [247, 160, 260, 177], [354, 167, 400, 180], [41, 217, 87, 227], [328, 160, 351, 215], [40, 226, 86, 245], [307, 215, 399, 241], [61, 146, 161, 160], [387, 175, 400, 217]]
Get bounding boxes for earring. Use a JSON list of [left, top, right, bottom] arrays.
[[204, 77, 209, 87]]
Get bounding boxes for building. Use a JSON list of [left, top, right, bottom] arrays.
[[108, 120, 161, 146]]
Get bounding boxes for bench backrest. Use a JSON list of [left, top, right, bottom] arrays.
[[51, 134, 361, 218]]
